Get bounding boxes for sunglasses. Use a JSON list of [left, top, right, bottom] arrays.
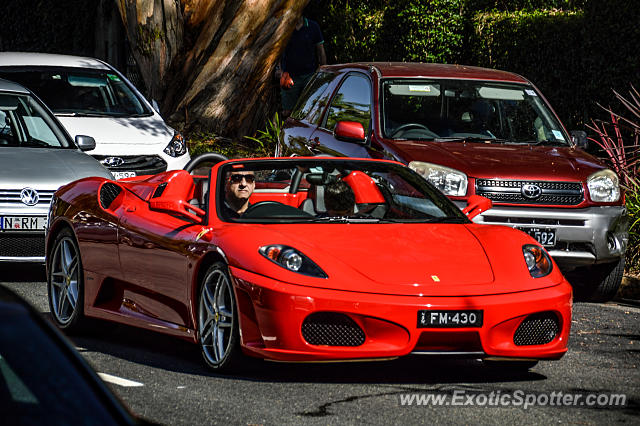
[[229, 174, 255, 184]]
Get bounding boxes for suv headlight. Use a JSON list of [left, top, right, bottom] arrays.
[[523, 244, 553, 278], [164, 131, 187, 157], [587, 169, 620, 202], [409, 161, 468, 196]]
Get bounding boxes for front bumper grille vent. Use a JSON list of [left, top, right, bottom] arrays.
[[92, 155, 167, 174], [476, 179, 584, 206], [302, 312, 365, 346], [514, 312, 559, 346], [0, 234, 45, 257]]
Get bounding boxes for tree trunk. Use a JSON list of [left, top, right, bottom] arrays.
[[116, 0, 309, 140]]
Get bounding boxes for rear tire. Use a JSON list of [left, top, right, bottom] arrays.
[[197, 262, 242, 372], [571, 257, 624, 302], [47, 228, 85, 333]]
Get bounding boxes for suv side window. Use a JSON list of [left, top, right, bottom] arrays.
[[324, 74, 372, 132], [290, 71, 334, 123]]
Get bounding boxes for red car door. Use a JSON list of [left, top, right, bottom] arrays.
[[118, 202, 195, 327]]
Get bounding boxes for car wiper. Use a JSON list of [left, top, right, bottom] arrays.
[[530, 139, 567, 146], [56, 112, 110, 117], [434, 136, 509, 144]]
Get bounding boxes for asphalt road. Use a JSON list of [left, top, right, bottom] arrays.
[[2, 263, 639, 425]]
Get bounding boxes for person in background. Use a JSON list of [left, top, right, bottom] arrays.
[[278, 14, 326, 117], [323, 180, 355, 217]]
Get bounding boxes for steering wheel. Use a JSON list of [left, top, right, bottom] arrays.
[[183, 152, 228, 174], [391, 123, 436, 138], [243, 201, 313, 219]]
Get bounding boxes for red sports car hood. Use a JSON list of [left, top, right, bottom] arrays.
[[387, 140, 606, 181], [216, 223, 562, 296]]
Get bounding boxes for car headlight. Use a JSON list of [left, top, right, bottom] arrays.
[[163, 131, 187, 157], [408, 161, 468, 196], [587, 169, 620, 202], [523, 244, 553, 278], [259, 245, 327, 278]]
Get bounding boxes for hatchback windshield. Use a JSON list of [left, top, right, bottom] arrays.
[[0, 93, 70, 148], [382, 79, 569, 145], [0, 68, 150, 117], [217, 159, 468, 223]]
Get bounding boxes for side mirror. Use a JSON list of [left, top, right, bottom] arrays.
[[462, 195, 492, 220], [334, 121, 366, 144], [75, 135, 96, 151], [570, 130, 588, 149]]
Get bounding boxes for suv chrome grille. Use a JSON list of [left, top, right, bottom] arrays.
[[476, 179, 583, 205], [0, 189, 55, 206], [92, 155, 167, 174]]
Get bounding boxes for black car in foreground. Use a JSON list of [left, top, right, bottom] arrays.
[[0, 285, 151, 425]]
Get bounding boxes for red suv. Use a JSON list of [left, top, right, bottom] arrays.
[[279, 62, 628, 301]]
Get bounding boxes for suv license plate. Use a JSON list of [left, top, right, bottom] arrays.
[[113, 171, 137, 180], [517, 227, 556, 247], [418, 310, 483, 328], [0, 216, 47, 231]]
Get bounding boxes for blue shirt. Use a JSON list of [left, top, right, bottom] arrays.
[[282, 18, 324, 77]]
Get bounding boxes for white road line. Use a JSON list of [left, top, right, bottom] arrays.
[[98, 372, 144, 387]]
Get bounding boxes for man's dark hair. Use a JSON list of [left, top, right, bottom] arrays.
[[324, 180, 355, 213]]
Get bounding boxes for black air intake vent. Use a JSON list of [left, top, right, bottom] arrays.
[[302, 312, 365, 346], [514, 312, 559, 346], [100, 182, 122, 210]]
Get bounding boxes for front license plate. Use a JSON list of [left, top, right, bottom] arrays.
[[0, 216, 47, 231], [418, 310, 483, 328], [113, 171, 137, 180], [516, 227, 556, 247]]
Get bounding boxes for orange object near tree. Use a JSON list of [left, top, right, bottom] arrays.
[[280, 72, 294, 89]]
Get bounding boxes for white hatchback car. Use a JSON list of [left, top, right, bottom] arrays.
[[0, 52, 190, 179]]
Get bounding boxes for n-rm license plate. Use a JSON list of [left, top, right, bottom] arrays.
[[516, 227, 556, 247], [113, 171, 137, 180], [418, 310, 483, 328], [0, 216, 47, 231]]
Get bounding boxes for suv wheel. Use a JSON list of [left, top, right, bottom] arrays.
[[572, 257, 625, 302]]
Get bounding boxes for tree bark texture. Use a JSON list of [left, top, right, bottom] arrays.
[[117, 0, 309, 139]]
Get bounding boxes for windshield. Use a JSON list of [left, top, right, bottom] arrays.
[[0, 68, 150, 117], [382, 79, 569, 145], [0, 93, 71, 148], [216, 159, 468, 224]]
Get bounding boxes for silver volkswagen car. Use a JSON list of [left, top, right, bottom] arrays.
[[0, 78, 112, 262]]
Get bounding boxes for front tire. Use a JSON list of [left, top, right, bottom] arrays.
[[47, 228, 85, 332], [572, 257, 625, 302], [198, 262, 241, 371]]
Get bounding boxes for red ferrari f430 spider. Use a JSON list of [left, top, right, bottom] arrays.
[[45, 156, 572, 371]]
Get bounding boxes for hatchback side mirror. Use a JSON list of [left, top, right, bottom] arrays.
[[75, 135, 96, 151], [334, 121, 366, 144], [462, 195, 492, 220], [570, 130, 588, 150]]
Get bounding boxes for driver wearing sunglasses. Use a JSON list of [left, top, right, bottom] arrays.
[[223, 171, 256, 218]]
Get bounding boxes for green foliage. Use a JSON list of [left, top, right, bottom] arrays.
[[243, 113, 284, 156], [306, 0, 464, 64], [627, 178, 640, 274], [464, 0, 586, 11], [187, 113, 283, 159]]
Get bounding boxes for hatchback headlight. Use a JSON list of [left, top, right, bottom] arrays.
[[523, 244, 553, 278], [587, 169, 620, 202], [164, 131, 187, 157], [409, 161, 468, 196], [259, 245, 327, 278]]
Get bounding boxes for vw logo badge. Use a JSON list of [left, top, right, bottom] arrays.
[[101, 157, 125, 167], [20, 188, 39, 206], [521, 184, 542, 199]]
